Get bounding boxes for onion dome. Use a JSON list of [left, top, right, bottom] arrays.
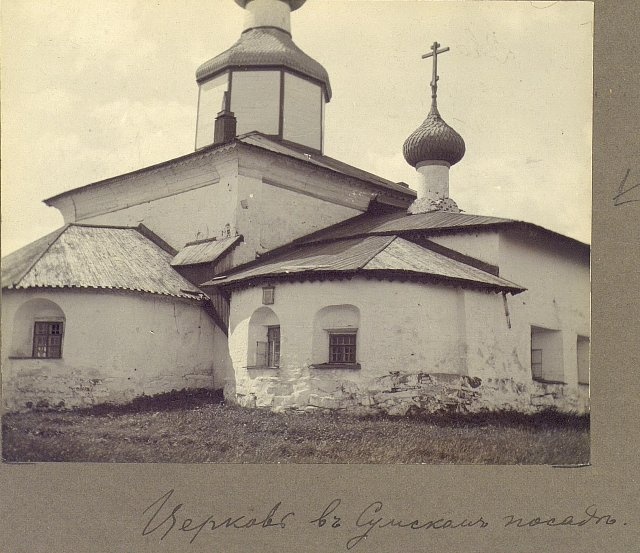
[[196, 27, 331, 101], [403, 105, 465, 167]]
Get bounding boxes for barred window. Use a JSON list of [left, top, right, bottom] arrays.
[[256, 325, 280, 368], [33, 321, 63, 359], [329, 332, 356, 364]]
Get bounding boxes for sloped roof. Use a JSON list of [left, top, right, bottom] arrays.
[[171, 235, 241, 267], [237, 133, 413, 195], [196, 27, 332, 100], [210, 235, 525, 293], [293, 209, 590, 251], [43, 133, 414, 208], [295, 210, 514, 244], [2, 224, 205, 300]]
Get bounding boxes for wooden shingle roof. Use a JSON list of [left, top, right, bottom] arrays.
[[209, 235, 525, 294], [2, 224, 205, 300], [171, 235, 241, 267], [196, 27, 332, 100]]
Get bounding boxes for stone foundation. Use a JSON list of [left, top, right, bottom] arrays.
[[2, 359, 214, 412], [228, 370, 589, 415]]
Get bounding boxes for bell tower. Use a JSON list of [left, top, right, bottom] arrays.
[[195, 0, 331, 153]]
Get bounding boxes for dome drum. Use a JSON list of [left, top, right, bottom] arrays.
[[195, 66, 324, 152]]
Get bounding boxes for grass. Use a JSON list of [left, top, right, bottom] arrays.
[[1, 389, 589, 464]]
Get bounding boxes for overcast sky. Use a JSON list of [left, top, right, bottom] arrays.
[[1, 0, 593, 254]]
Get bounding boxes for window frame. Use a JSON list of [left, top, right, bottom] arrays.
[[32, 321, 64, 359], [266, 325, 281, 368], [254, 325, 280, 369], [262, 286, 275, 305], [328, 329, 357, 365]]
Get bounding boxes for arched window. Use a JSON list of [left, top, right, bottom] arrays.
[[12, 298, 66, 359], [247, 306, 280, 368], [312, 304, 360, 368]]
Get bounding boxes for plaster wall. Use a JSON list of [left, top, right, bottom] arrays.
[[497, 234, 590, 388], [232, 173, 361, 265], [2, 289, 222, 411], [427, 230, 590, 390], [83, 159, 239, 250], [225, 274, 588, 415], [429, 231, 501, 266], [227, 279, 468, 408]]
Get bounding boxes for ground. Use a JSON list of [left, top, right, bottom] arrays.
[[1, 390, 589, 464]]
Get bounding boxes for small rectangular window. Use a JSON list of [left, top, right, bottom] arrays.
[[329, 332, 357, 364], [262, 286, 275, 305], [267, 325, 280, 367], [255, 326, 280, 368], [33, 321, 63, 359]]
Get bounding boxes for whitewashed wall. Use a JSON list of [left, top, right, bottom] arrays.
[[2, 289, 222, 411], [225, 273, 589, 414], [227, 279, 469, 409], [425, 230, 590, 390], [498, 234, 590, 388]]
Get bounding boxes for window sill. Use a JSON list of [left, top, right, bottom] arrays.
[[8, 356, 62, 360], [532, 377, 566, 385], [246, 365, 279, 370], [310, 363, 361, 370]]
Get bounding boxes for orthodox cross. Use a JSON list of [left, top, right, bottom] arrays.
[[421, 41, 450, 110]]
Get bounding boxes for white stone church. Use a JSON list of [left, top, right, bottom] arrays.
[[1, 0, 589, 415]]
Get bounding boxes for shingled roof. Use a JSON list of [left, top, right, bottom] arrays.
[[171, 235, 242, 267], [292, 209, 590, 252], [2, 224, 205, 300], [208, 235, 525, 294]]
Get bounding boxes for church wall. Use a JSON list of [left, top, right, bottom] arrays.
[[428, 231, 501, 266], [497, 234, 590, 390], [227, 279, 471, 411], [2, 289, 220, 411], [84, 180, 237, 251], [231, 172, 362, 265], [50, 154, 240, 251], [225, 275, 588, 415]]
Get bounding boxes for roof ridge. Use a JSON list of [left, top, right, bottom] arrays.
[[391, 237, 527, 290], [70, 222, 139, 230], [5, 225, 69, 288], [135, 224, 178, 256], [401, 236, 501, 277], [359, 235, 397, 269]]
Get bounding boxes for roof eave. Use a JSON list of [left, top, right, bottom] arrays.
[[43, 141, 239, 206], [206, 268, 526, 295]]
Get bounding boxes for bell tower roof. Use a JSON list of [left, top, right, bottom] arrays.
[[196, 27, 331, 100]]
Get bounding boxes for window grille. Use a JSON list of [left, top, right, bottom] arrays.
[[267, 326, 280, 367], [33, 321, 63, 359], [256, 326, 280, 367], [329, 332, 356, 364]]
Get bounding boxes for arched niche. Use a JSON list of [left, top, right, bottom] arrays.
[[11, 297, 66, 358], [247, 306, 281, 368], [311, 304, 360, 365]]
